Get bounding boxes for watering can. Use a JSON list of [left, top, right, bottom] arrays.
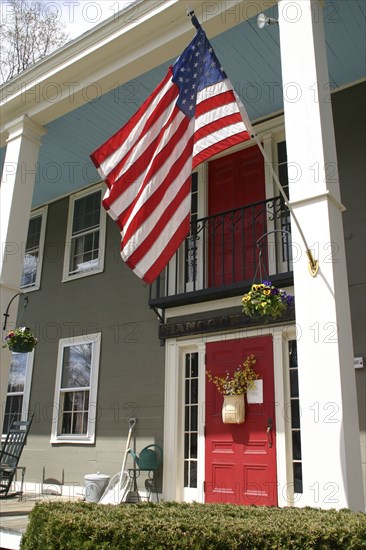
[[129, 445, 163, 471]]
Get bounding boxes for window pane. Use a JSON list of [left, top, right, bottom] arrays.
[[82, 413, 88, 434], [61, 344, 91, 388], [279, 163, 288, 188], [292, 430, 302, 460], [61, 412, 72, 434], [21, 251, 39, 287], [190, 405, 198, 432], [189, 462, 197, 488], [70, 230, 100, 274], [184, 461, 189, 487], [185, 406, 189, 431], [8, 354, 27, 393], [185, 355, 190, 378], [289, 369, 299, 398], [26, 215, 42, 250], [277, 141, 287, 164], [191, 172, 198, 193], [72, 191, 101, 234], [293, 462, 303, 493], [184, 433, 189, 459], [61, 391, 89, 435], [3, 395, 23, 433], [190, 379, 198, 404], [190, 433, 197, 459], [185, 379, 189, 402], [190, 353, 198, 377], [73, 413, 86, 434], [291, 399, 300, 429], [73, 391, 86, 411], [63, 392, 73, 411], [289, 341, 297, 369]]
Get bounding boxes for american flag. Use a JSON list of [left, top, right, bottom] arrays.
[[90, 15, 252, 284]]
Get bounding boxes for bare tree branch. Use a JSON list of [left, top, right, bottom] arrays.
[[0, 0, 69, 83]]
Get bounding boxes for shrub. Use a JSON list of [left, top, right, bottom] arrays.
[[20, 501, 366, 550]]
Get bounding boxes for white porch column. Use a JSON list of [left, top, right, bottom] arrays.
[[278, 0, 364, 511], [0, 115, 46, 435]]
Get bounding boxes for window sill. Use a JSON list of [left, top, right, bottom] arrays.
[[20, 285, 40, 293], [50, 435, 95, 445], [62, 266, 104, 283]]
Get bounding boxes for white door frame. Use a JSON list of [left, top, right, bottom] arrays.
[[163, 323, 297, 506]]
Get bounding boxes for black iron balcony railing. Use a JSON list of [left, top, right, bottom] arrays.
[[149, 195, 293, 309]]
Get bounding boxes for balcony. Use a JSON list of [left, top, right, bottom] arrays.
[[149, 196, 293, 310]]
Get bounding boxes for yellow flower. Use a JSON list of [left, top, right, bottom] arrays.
[[263, 289, 271, 295]]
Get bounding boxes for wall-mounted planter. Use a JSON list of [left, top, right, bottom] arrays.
[[9, 341, 35, 353], [222, 394, 245, 424]]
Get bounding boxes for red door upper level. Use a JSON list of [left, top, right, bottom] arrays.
[[208, 145, 266, 286]]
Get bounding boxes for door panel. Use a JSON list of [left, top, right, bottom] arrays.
[[208, 146, 266, 286], [205, 336, 277, 506]]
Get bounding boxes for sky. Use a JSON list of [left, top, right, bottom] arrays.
[[0, 0, 135, 39], [56, 0, 135, 38]]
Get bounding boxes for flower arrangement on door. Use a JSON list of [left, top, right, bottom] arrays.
[[2, 327, 37, 353], [242, 280, 293, 320], [206, 354, 258, 424]]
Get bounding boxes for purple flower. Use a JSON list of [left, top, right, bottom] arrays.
[[263, 280, 272, 287]]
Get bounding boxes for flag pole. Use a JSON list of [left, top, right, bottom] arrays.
[[187, 9, 319, 277]]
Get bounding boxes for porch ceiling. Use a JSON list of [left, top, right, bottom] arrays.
[[0, 0, 365, 208]]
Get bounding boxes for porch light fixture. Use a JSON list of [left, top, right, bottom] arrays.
[[256, 13, 278, 29]]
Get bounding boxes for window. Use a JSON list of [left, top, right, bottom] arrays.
[[184, 352, 199, 489], [277, 141, 292, 267], [63, 185, 106, 281], [277, 141, 289, 199], [289, 339, 303, 493], [51, 334, 101, 444], [21, 206, 48, 290], [2, 352, 34, 436], [185, 173, 199, 285]]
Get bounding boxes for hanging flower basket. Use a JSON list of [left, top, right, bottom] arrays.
[[207, 354, 258, 424], [242, 280, 293, 320], [2, 327, 37, 353]]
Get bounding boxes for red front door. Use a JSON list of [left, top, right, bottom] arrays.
[[208, 145, 266, 286], [205, 336, 277, 506]]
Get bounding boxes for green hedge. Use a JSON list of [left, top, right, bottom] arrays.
[[20, 501, 366, 549]]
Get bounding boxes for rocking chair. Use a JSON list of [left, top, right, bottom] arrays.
[[0, 414, 34, 499]]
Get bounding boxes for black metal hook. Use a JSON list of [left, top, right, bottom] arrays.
[[3, 293, 28, 331], [252, 229, 292, 284], [256, 229, 292, 250]]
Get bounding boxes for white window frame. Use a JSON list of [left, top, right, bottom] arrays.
[[168, 165, 207, 296], [51, 333, 101, 444], [62, 184, 106, 282], [2, 350, 35, 440], [20, 206, 48, 291], [182, 348, 205, 502]]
